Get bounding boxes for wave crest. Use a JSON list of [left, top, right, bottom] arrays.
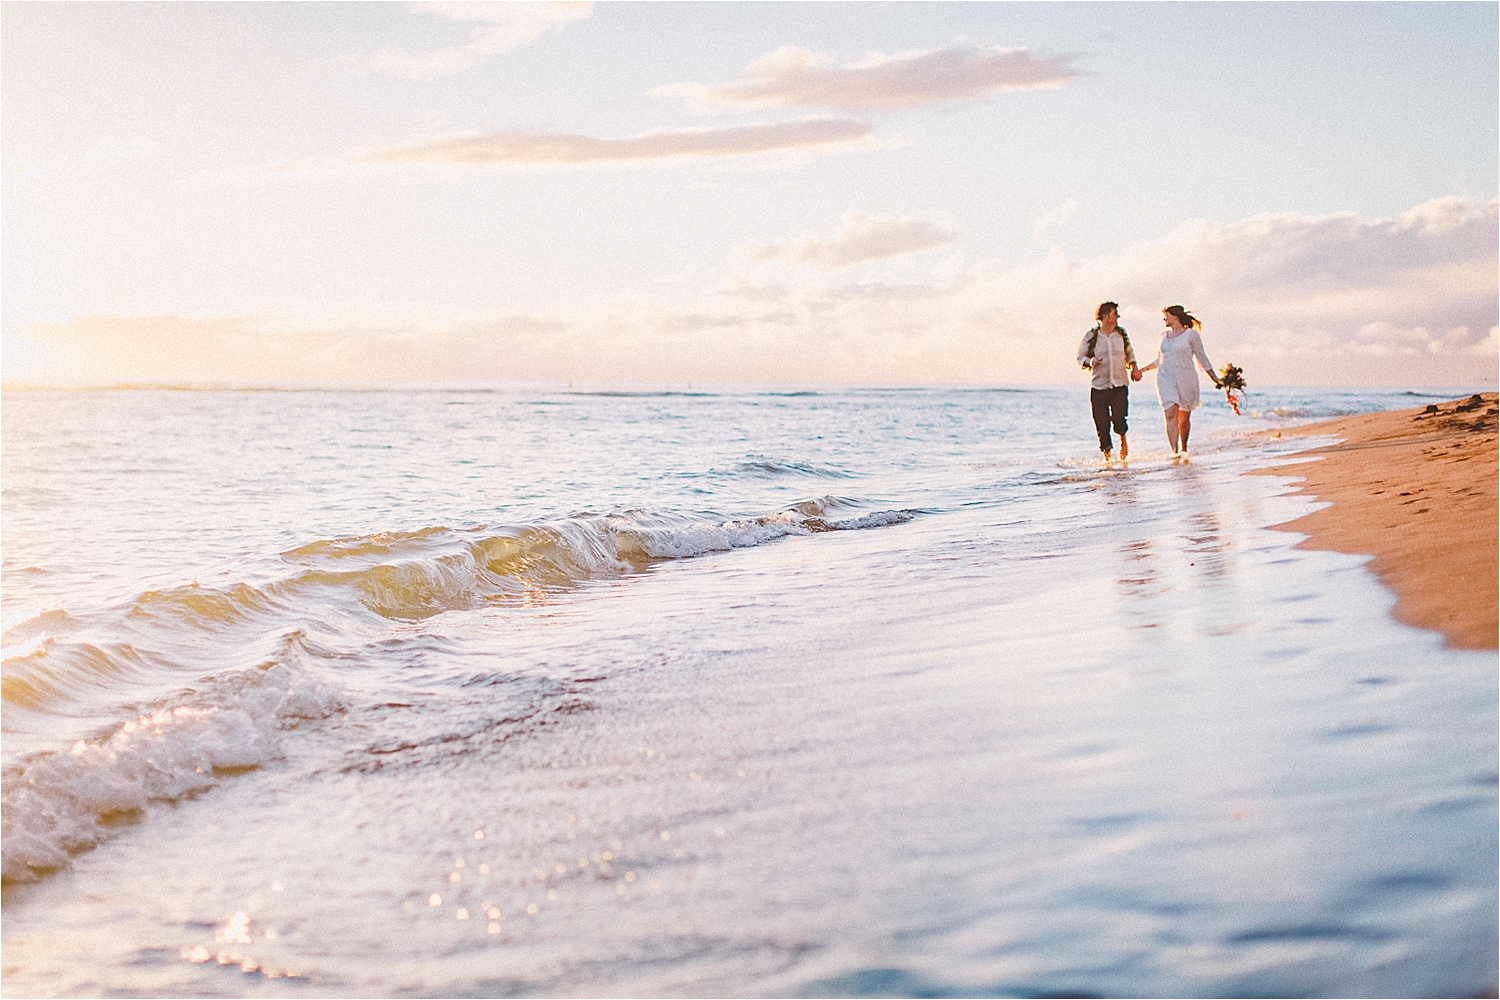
[[130, 582, 282, 628], [276, 500, 914, 621], [2, 640, 164, 712]]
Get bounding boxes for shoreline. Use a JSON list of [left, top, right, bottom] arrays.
[[1253, 392, 1498, 650]]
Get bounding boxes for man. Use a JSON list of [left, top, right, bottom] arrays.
[[1076, 301, 1141, 461]]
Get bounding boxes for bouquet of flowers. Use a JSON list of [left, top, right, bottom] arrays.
[[1215, 363, 1247, 415]]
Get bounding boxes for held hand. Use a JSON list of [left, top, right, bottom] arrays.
[[1130, 368, 1143, 382]]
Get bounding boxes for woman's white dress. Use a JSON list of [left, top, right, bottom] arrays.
[[1153, 329, 1215, 412]]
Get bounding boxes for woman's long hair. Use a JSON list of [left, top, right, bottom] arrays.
[[1163, 305, 1200, 330]]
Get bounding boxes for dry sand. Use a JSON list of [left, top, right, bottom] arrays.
[[1254, 392, 1498, 650]]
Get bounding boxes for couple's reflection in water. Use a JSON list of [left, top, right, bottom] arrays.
[[1098, 462, 1240, 635]]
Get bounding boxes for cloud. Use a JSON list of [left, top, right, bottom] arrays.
[[353, 119, 876, 166], [339, 2, 591, 81], [8, 198, 1493, 388], [1033, 199, 1080, 239], [952, 195, 1499, 380], [1342, 322, 1494, 357], [653, 43, 1080, 114], [745, 212, 957, 269], [711, 195, 1497, 381], [1115, 196, 1497, 322]]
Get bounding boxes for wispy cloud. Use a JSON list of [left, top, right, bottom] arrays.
[[745, 212, 957, 269], [653, 43, 1080, 114], [339, 1, 591, 81], [353, 119, 875, 166], [1033, 199, 1080, 239]]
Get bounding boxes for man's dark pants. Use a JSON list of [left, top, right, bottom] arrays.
[[1090, 385, 1129, 453]]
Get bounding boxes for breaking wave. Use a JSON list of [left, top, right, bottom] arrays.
[[274, 498, 914, 621], [0, 497, 914, 883], [1, 632, 342, 883]]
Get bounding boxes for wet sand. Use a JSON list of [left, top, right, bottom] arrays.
[[1255, 392, 1498, 650]]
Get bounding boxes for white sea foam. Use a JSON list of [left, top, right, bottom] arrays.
[[2, 608, 74, 645], [615, 511, 815, 560], [2, 633, 53, 664], [833, 510, 914, 530], [1, 658, 342, 882]]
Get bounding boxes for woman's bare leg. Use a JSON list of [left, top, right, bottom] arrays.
[[1164, 405, 1181, 453], [1179, 410, 1192, 452]]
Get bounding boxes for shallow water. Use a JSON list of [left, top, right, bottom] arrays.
[[3, 384, 1495, 998]]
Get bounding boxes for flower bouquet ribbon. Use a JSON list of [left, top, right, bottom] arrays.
[[1215, 363, 1247, 415]]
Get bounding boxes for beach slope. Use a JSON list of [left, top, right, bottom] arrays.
[[1256, 392, 1498, 650]]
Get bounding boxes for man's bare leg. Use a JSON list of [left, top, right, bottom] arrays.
[[1119, 434, 1129, 461]]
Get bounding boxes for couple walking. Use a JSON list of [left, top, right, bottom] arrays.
[[1077, 301, 1217, 462]]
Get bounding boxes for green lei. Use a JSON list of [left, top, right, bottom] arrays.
[[1085, 324, 1131, 361]]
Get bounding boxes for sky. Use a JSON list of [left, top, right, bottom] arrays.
[[2, 1, 1496, 386]]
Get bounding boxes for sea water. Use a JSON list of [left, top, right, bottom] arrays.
[[2, 384, 1494, 998]]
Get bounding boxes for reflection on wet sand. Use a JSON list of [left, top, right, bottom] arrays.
[[1116, 537, 1166, 601]]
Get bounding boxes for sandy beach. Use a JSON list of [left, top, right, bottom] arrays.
[[1257, 392, 1499, 650]]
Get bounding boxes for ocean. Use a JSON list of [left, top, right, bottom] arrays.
[[2, 384, 1495, 998]]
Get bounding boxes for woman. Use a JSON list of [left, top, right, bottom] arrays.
[[1135, 305, 1216, 459]]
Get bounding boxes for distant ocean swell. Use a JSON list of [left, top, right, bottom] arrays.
[[0, 496, 914, 884]]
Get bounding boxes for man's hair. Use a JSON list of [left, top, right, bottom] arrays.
[[1096, 301, 1119, 322]]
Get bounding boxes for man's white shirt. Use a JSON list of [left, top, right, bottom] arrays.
[[1077, 328, 1136, 390]]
